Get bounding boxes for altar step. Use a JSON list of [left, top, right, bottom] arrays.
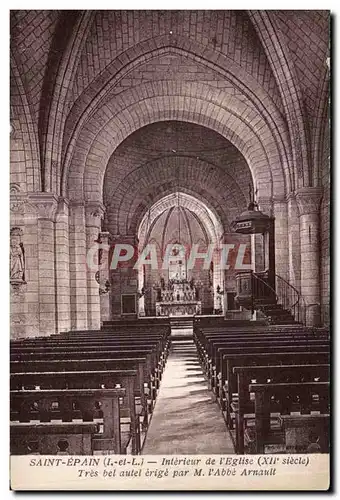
[[170, 316, 193, 339]]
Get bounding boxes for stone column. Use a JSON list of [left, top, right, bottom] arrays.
[[29, 193, 58, 336], [98, 231, 111, 322], [258, 196, 289, 292], [55, 197, 71, 333], [257, 197, 273, 273], [251, 234, 265, 273], [85, 202, 105, 330], [287, 193, 301, 293], [272, 197, 289, 282], [69, 201, 87, 330], [296, 187, 323, 326]]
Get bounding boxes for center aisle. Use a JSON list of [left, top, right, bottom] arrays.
[[142, 340, 235, 454]]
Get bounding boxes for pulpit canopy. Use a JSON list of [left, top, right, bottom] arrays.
[[231, 202, 274, 235]]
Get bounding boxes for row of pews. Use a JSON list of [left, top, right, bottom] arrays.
[[193, 318, 330, 455], [10, 318, 171, 455]]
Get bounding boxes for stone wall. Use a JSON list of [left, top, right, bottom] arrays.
[[320, 110, 330, 326]]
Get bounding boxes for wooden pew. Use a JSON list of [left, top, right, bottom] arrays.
[[249, 381, 330, 454], [194, 327, 329, 361], [102, 318, 170, 327], [10, 321, 171, 455], [14, 328, 171, 364], [11, 422, 99, 455], [212, 342, 329, 396], [11, 338, 165, 364], [195, 327, 329, 350], [280, 414, 330, 453], [10, 369, 142, 454], [11, 348, 160, 398], [194, 327, 329, 390], [232, 364, 330, 453], [11, 340, 165, 379], [195, 330, 329, 373], [194, 323, 330, 455], [220, 351, 330, 428], [11, 356, 150, 422], [10, 388, 125, 454]]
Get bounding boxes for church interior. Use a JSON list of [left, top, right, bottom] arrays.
[[10, 10, 330, 458]]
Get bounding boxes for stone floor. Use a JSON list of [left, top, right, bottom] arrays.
[[142, 340, 235, 454]]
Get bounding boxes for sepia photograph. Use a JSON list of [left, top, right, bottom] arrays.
[[9, 8, 331, 491]]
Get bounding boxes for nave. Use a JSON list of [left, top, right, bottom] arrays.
[[10, 317, 330, 456], [142, 340, 234, 454]]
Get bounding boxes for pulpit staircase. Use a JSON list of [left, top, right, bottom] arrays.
[[251, 273, 306, 325]]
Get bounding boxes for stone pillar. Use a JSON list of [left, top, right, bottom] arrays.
[[98, 231, 111, 322], [258, 196, 289, 292], [257, 197, 273, 274], [85, 202, 105, 330], [29, 193, 58, 336], [272, 197, 289, 282], [251, 234, 265, 273], [296, 187, 323, 326], [287, 193, 301, 293], [55, 197, 71, 333], [69, 202, 87, 330]]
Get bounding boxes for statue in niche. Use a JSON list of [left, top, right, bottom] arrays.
[[10, 227, 26, 284], [209, 262, 213, 288], [216, 294, 222, 313], [94, 233, 103, 266]]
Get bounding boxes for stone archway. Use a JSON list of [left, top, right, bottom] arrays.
[[135, 191, 225, 317]]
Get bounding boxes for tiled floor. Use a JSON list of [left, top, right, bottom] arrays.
[[142, 340, 235, 454]]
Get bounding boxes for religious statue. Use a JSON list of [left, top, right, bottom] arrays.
[[94, 233, 103, 265], [10, 227, 25, 284], [215, 294, 222, 313], [209, 262, 213, 288]]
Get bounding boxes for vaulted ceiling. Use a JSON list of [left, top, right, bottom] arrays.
[[10, 10, 330, 206]]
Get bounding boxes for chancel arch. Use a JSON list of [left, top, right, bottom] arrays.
[[135, 191, 225, 317]]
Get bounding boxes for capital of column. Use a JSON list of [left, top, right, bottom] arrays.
[[286, 193, 300, 220], [85, 201, 105, 227], [295, 187, 323, 217], [26, 192, 59, 221], [286, 192, 296, 204], [56, 197, 70, 218]]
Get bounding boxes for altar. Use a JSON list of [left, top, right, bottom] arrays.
[[155, 278, 201, 317], [156, 300, 201, 316]]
